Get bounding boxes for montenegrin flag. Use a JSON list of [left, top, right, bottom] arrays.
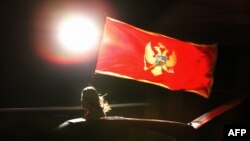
[[95, 17, 217, 98]]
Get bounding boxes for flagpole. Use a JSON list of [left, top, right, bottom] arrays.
[[88, 14, 107, 86]]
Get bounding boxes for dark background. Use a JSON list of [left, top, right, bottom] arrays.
[[0, 0, 249, 134]]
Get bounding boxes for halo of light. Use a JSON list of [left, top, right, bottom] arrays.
[[56, 14, 99, 55], [31, 0, 113, 64]]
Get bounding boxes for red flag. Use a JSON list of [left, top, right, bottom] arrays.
[[95, 17, 217, 98]]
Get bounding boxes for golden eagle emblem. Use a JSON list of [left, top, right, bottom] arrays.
[[144, 42, 177, 76]]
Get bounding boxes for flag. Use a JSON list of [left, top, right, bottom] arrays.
[[95, 17, 217, 98]]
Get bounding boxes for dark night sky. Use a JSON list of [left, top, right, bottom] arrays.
[[1, 0, 250, 109]]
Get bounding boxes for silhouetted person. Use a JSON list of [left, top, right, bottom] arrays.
[[58, 86, 110, 128], [54, 86, 174, 141], [54, 86, 111, 141], [80, 86, 110, 120]]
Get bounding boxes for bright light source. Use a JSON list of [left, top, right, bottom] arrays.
[[32, 1, 106, 64], [56, 14, 100, 55]]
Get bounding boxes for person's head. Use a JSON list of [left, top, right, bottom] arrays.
[[80, 86, 110, 119]]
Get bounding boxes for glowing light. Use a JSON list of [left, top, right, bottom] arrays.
[[56, 14, 100, 55], [32, 1, 107, 64]]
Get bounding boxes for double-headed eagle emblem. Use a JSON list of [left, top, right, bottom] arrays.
[[144, 42, 177, 76]]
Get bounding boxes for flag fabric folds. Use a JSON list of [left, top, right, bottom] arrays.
[[95, 17, 217, 98]]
